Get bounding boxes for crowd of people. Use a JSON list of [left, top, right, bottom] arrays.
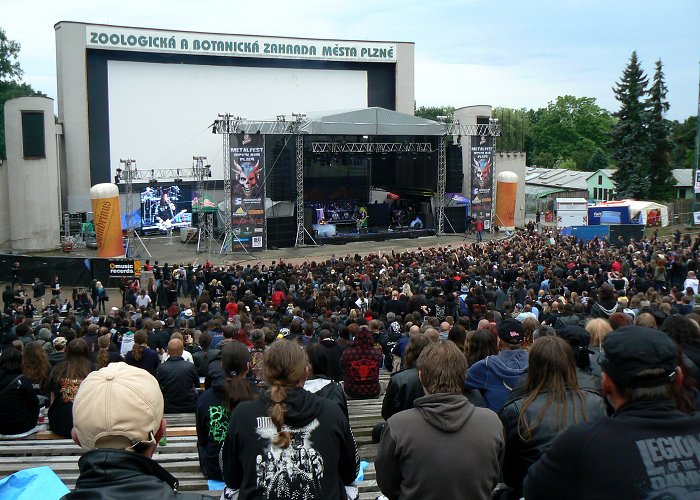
[[0, 226, 699, 498]]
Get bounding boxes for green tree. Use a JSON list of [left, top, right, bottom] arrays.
[[587, 148, 609, 170], [415, 105, 455, 122], [0, 27, 41, 159], [492, 107, 529, 152], [645, 59, 675, 201], [529, 95, 613, 169], [609, 51, 652, 198], [669, 115, 697, 169]]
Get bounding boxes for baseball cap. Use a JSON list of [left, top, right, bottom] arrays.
[[557, 325, 594, 354], [72, 363, 164, 451], [184, 309, 193, 317], [52, 336, 67, 348], [498, 318, 524, 345], [600, 326, 678, 388]]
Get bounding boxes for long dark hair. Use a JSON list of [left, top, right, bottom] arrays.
[[95, 335, 111, 369], [131, 330, 148, 361], [221, 340, 254, 411], [518, 336, 586, 440], [51, 338, 92, 385], [404, 334, 431, 369], [467, 329, 497, 366], [21, 341, 49, 387]]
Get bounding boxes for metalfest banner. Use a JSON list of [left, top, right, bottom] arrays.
[[230, 134, 266, 251], [470, 135, 495, 230]]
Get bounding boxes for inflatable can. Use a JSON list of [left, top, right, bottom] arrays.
[[90, 183, 124, 258]]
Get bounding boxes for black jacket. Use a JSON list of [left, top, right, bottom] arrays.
[[64, 449, 214, 499], [195, 376, 259, 481], [0, 369, 39, 435], [221, 387, 359, 499], [156, 356, 199, 413], [381, 366, 424, 421], [498, 388, 607, 493], [524, 399, 700, 499], [304, 375, 349, 419]]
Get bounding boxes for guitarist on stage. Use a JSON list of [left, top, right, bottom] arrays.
[[157, 192, 175, 223]]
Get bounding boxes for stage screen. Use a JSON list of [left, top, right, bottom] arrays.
[[140, 185, 192, 232], [370, 154, 438, 194], [106, 60, 368, 179]]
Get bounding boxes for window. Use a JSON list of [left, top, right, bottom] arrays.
[[598, 175, 602, 185], [593, 187, 598, 200], [21, 111, 45, 158], [604, 189, 609, 201]]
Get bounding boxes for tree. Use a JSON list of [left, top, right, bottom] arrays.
[[609, 51, 652, 198], [529, 95, 613, 169], [645, 60, 675, 201], [669, 115, 697, 169], [492, 107, 529, 152], [415, 105, 455, 124], [587, 148, 609, 170], [0, 27, 41, 159]]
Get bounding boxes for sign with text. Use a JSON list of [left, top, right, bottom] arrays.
[[108, 259, 141, 278], [86, 26, 397, 63], [230, 134, 266, 251], [470, 134, 495, 230]]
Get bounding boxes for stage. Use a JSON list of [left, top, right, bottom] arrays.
[[314, 226, 435, 245]]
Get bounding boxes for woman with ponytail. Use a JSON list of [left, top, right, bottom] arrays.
[[124, 330, 159, 376], [195, 340, 257, 480], [221, 339, 359, 499], [92, 334, 121, 369]]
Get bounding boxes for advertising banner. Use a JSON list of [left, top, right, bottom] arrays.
[[470, 134, 495, 230], [230, 133, 266, 251], [108, 259, 141, 278], [695, 170, 700, 194]]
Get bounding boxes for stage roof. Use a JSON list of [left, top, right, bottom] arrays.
[[300, 107, 446, 136]]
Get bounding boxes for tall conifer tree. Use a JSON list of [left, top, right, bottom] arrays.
[[610, 51, 652, 198], [646, 59, 675, 200]]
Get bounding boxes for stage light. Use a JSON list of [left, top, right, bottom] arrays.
[[114, 174, 121, 184], [212, 122, 218, 134], [205, 165, 212, 177]]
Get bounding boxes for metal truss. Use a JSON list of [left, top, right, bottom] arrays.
[[436, 139, 446, 235], [295, 134, 305, 247], [311, 142, 434, 154], [444, 121, 502, 138], [116, 166, 211, 182]]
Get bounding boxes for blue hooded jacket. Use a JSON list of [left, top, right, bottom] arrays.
[[465, 349, 528, 411]]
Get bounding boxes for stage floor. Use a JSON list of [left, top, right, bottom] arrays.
[[315, 227, 435, 245], [18, 230, 496, 267]]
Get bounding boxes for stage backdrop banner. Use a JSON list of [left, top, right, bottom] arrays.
[[230, 133, 266, 251], [470, 134, 495, 230]]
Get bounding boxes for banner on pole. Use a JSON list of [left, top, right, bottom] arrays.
[[470, 134, 495, 230], [230, 134, 266, 251]]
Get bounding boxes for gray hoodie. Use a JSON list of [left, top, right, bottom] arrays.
[[376, 393, 504, 500]]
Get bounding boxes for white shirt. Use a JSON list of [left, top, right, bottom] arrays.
[[135, 294, 152, 308], [684, 277, 699, 294], [161, 350, 194, 364]]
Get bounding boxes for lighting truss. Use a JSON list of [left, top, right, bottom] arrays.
[[212, 113, 308, 249], [311, 142, 434, 154]]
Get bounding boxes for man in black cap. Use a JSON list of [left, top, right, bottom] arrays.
[[464, 318, 529, 411], [524, 326, 700, 499]]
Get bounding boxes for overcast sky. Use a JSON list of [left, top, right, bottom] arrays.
[[3, 0, 699, 120]]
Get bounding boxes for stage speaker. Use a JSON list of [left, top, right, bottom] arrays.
[[266, 216, 296, 248], [267, 137, 296, 201], [444, 206, 466, 233], [446, 144, 464, 193]]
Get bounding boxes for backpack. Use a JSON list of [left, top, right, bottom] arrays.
[[458, 294, 469, 316]]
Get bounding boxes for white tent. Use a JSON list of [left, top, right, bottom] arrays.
[[599, 199, 669, 227]]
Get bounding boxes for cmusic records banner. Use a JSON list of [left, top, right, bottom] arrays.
[[470, 134, 495, 230], [230, 133, 266, 251]]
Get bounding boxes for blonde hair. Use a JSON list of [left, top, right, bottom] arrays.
[[585, 318, 612, 348], [263, 340, 308, 449]]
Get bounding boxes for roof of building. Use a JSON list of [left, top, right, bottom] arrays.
[[525, 167, 590, 190], [672, 169, 693, 187], [584, 169, 616, 180]]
